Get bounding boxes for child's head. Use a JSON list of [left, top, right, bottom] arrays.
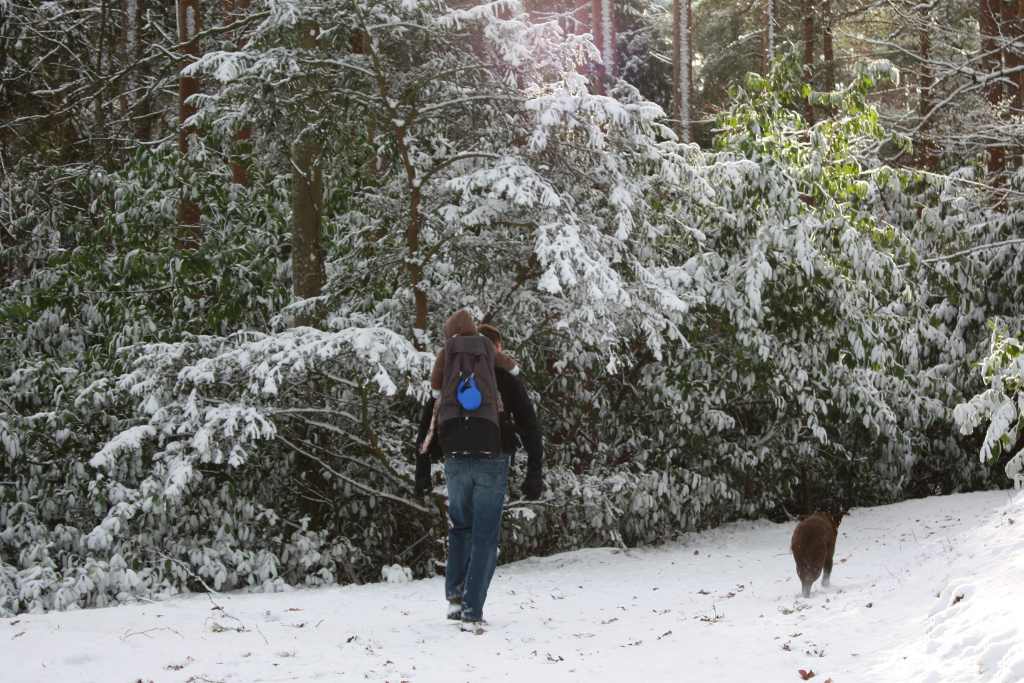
[[443, 309, 478, 338]]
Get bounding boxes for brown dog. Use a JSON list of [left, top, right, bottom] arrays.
[[790, 510, 845, 598]]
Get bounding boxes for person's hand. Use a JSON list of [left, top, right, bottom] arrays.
[[522, 473, 543, 501]]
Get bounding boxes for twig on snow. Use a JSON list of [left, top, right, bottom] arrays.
[[120, 626, 184, 641]]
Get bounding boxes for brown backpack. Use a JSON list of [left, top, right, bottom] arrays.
[[437, 335, 503, 428]]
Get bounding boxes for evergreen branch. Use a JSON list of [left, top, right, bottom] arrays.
[[921, 238, 1024, 264], [275, 434, 435, 515]]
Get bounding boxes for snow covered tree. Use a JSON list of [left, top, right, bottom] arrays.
[[956, 325, 1024, 486]]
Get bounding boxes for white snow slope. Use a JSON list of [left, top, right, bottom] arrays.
[[3, 489, 1022, 683]]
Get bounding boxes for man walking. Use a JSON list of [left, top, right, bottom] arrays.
[[415, 316, 544, 632], [477, 323, 544, 501]]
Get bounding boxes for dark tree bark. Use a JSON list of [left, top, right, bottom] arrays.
[[349, 29, 379, 176], [917, 9, 937, 170], [176, 0, 202, 247], [291, 136, 325, 303], [1005, 0, 1024, 170], [125, 0, 156, 141], [225, 0, 252, 185], [822, 0, 835, 93], [980, 0, 1004, 176], [290, 20, 325, 314], [93, 0, 114, 163]]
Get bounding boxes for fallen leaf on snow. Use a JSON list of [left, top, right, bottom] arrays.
[[164, 657, 194, 671]]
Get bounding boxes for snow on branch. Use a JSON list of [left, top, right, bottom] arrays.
[[954, 327, 1024, 464], [90, 425, 156, 470]]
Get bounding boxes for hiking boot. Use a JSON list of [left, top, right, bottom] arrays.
[[460, 617, 486, 635], [446, 598, 462, 621]]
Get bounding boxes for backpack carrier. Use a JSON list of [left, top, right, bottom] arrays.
[[421, 335, 503, 456]]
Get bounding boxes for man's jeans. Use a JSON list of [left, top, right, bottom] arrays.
[[444, 454, 510, 621]]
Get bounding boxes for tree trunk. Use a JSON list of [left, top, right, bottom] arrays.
[[289, 22, 327, 527], [591, 0, 616, 93], [822, 0, 835, 93], [350, 30, 381, 176], [291, 134, 325, 306], [980, 0, 1004, 176], [126, 0, 155, 141], [803, 0, 815, 124], [396, 120, 428, 339], [408, 187, 429, 337], [764, 0, 776, 70], [94, 0, 111, 162], [397, 122, 428, 339], [362, 29, 430, 341], [176, 0, 202, 247], [672, 0, 692, 143], [1005, 0, 1024, 170], [225, 0, 251, 185], [917, 10, 936, 170], [291, 20, 325, 314]]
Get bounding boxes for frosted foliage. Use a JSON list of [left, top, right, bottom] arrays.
[[89, 425, 156, 470], [0, 419, 20, 459], [956, 329, 1024, 470]]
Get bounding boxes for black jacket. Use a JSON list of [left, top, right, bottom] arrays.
[[415, 367, 543, 482]]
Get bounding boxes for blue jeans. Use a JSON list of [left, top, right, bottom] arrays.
[[444, 454, 509, 621]]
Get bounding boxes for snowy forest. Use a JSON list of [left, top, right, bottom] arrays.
[[2, 0, 1024, 617]]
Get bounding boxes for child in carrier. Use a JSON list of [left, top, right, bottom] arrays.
[[420, 309, 517, 455]]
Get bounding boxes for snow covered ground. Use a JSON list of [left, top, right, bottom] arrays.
[[3, 489, 1022, 683]]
